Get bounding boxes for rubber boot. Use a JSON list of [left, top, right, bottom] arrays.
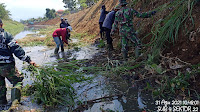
[[100, 32, 103, 39], [0, 95, 7, 105], [107, 44, 114, 51], [107, 44, 113, 59], [122, 51, 128, 61], [54, 47, 59, 54], [61, 46, 64, 52], [0, 86, 7, 105], [11, 88, 21, 103]]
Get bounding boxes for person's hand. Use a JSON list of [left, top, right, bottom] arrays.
[[29, 61, 38, 67], [151, 11, 156, 15]]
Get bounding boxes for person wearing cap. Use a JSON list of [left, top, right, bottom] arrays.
[[52, 26, 72, 54], [102, 5, 121, 51], [0, 18, 36, 107], [99, 5, 109, 39], [60, 18, 70, 28], [60, 18, 71, 40], [111, 0, 156, 60]]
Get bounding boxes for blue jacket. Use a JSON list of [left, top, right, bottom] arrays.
[[99, 8, 109, 23], [0, 28, 31, 64], [102, 10, 116, 29]]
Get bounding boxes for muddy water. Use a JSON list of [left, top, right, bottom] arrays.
[[5, 29, 156, 112]]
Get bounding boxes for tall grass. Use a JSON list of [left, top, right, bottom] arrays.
[[3, 20, 24, 36], [26, 61, 92, 107], [17, 37, 46, 46], [150, 0, 196, 57]]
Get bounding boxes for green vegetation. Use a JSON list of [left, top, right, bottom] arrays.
[[23, 61, 93, 107], [0, 3, 24, 35], [144, 0, 199, 98], [45, 8, 57, 19], [17, 37, 46, 46], [150, 0, 196, 61], [97, 39, 105, 48], [63, 0, 100, 11], [20, 8, 58, 24], [0, 3, 10, 19], [149, 68, 200, 99], [3, 20, 24, 36]]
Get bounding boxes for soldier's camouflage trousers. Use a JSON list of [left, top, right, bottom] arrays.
[[0, 63, 23, 104], [120, 32, 142, 60], [121, 33, 141, 54]]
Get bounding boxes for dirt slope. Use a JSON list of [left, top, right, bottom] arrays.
[[37, 0, 200, 64]]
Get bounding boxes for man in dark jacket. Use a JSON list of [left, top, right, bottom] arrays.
[[99, 5, 109, 39], [0, 18, 36, 107], [60, 18, 71, 40], [60, 18, 70, 28], [103, 5, 120, 51]]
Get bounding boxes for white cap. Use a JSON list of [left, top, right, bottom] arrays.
[[67, 26, 72, 31]]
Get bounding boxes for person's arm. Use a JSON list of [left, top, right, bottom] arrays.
[[5, 32, 35, 65], [67, 23, 71, 27], [133, 9, 156, 18], [61, 29, 68, 44], [60, 23, 62, 28], [105, 10, 109, 14]]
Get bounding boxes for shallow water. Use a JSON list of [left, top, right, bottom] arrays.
[[15, 26, 47, 40]]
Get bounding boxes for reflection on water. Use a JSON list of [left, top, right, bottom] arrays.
[[15, 30, 36, 39], [14, 25, 47, 40]]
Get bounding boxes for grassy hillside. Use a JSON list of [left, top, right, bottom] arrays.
[[2, 19, 24, 36]]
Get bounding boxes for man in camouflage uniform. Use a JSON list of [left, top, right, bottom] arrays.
[[111, 0, 156, 60], [0, 18, 36, 107]]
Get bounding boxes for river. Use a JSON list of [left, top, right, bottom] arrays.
[[4, 26, 156, 112]]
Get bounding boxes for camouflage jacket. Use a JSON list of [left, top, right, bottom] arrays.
[[0, 28, 31, 63], [111, 6, 155, 36]]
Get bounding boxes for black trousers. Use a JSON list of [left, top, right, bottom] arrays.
[[99, 22, 104, 38], [104, 27, 112, 45]]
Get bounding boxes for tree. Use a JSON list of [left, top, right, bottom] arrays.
[[78, 0, 99, 8], [45, 8, 56, 19], [79, 0, 87, 9], [0, 3, 10, 19], [62, 0, 77, 11]]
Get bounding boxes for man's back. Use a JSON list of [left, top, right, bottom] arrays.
[[0, 29, 15, 63], [115, 6, 134, 26], [102, 10, 116, 29]]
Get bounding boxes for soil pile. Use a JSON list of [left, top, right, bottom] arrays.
[[36, 0, 200, 64]]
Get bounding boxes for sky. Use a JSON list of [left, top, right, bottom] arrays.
[[0, 0, 66, 21]]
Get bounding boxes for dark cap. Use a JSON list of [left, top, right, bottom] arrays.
[[119, 0, 128, 5], [0, 19, 2, 23]]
